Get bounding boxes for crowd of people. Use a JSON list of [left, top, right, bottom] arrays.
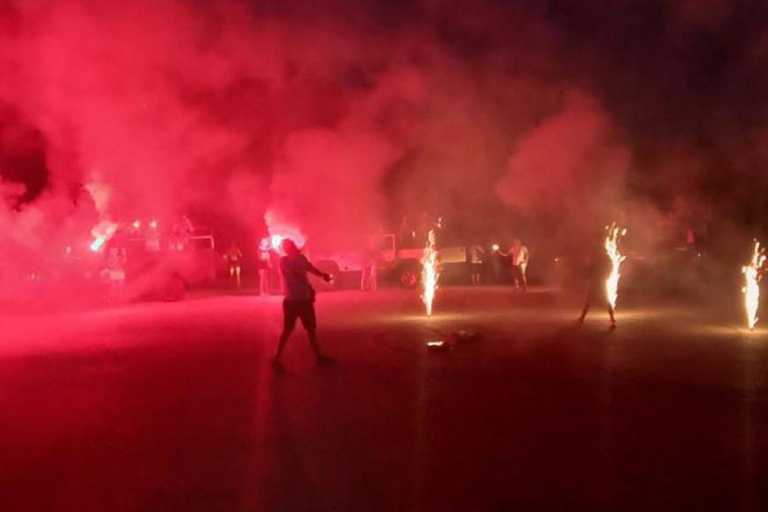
[[467, 239, 530, 290]]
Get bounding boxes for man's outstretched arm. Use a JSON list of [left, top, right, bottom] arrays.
[[306, 259, 332, 282]]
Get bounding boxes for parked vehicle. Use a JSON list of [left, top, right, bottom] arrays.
[[309, 233, 467, 290]]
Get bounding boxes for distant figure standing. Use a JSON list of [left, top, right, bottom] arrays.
[[510, 238, 529, 291], [361, 253, 378, 291], [258, 239, 271, 296], [273, 239, 334, 370], [106, 245, 127, 305], [169, 215, 193, 251], [226, 243, 243, 289], [468, 244, 485, 285], [577, 240, 616, 329], [500, 239, 529, 290]]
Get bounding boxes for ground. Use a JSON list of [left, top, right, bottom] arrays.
[[1, 286, 767, 511]]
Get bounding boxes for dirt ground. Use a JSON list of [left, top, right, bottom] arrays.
[[1, 286, 767, 511]]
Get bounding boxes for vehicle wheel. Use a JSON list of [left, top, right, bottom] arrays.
[[399, 265, 420, 289]]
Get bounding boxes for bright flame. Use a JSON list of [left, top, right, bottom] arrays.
[[492, 244, 500, 252], [264, 210, 307, 249], [149, 220, 158, 229], [742, 241, 766, 330], [90, 237, 106, 252], [604, 223, 627, 310], [132, 220, 141, 229], [421, 229, 439, 317], [90, 220, 118, 252]]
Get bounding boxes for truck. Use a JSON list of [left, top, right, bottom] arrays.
[[121, 227, 218, 301], [309, 233, 468, 290]]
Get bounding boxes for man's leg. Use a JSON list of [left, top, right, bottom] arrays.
[[577, 289, 592, 323], [275, 301, 297, 363], [301, 303, 321, 357], [607, 304, 616, 328], [300, 302, 333, 365]]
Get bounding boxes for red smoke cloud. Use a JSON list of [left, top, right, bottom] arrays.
[[3, 0, 700, 306], [496, 92, 630, 223]]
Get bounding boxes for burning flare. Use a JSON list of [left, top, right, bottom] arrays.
[[90, 220, 118, 252], [421, 229, 439, 317], [742, 241, 766, 330], [604, 223, 627, 310]]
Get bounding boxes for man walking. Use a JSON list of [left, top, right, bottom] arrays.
[[273, 238, 334, 370]]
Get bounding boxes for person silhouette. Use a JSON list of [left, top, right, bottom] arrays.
[[272, 238, 334, 370], [576, 235, 616, 329], [226, 243, 243, 288]]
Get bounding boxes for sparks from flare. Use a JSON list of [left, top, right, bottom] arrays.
[[421, 229, 439, 317], [604, 223, 627, 311], [742, 240, 766, 331]]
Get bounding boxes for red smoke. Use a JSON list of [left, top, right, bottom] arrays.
[[6, 0, 732, 307], [496, 92, 630, 223]]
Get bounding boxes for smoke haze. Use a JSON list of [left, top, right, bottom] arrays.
[[2, 0, 768, 286]]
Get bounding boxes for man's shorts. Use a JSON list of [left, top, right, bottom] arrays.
[[283, 299, 317, 331]]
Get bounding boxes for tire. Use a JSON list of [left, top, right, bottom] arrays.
[[398, 263, 420, 289]]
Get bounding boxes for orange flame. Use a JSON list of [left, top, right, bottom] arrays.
[[604, 223, 627, 310], [421, 229, 439, 317], [742, 241, 766, 330]]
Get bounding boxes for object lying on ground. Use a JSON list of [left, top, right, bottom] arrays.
[[426, 340, 451, 352]]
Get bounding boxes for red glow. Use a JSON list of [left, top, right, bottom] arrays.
[[264, 211, 307, 251]]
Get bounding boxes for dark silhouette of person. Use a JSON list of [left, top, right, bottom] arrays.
[[576, 236, 616, 328], [273, 238, 334, 370]]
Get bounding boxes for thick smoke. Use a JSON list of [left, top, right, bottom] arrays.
[[2, 0, 768, 304], [496, 92, 630, 224]]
